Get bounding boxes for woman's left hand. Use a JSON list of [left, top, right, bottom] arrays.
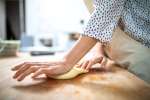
[[11, 60, 73, 81]]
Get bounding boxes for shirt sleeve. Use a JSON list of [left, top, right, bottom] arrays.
[[83, 0, 126, 44]]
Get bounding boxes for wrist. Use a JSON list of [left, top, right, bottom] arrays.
[[62, 36, 97, 68], [61, 57, 74, 69], [92, 42, 104, 56], [95, 51, 104, 57]]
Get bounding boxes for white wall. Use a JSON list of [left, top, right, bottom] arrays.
[[0, 0, 5, 39], [25, 0, 90, 36]]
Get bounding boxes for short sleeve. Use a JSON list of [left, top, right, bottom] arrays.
[[83, 0, 126, 44]]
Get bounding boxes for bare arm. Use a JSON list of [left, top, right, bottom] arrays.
[[63, 35, 97, 67], [12, 35, 97, 81]]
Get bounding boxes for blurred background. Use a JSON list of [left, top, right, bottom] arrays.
[[0, 0, 91, 56]]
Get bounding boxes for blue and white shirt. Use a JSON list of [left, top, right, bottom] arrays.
[[84, 0, 150, 47]]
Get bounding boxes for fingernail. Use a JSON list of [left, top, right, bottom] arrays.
[[31, 75, 35, 78], [13, 75, 16, 79], [17, 78, 22, 81], [11, 68, 15, 71]]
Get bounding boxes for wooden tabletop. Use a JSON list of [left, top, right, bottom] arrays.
[[0, 53, 150, 100]]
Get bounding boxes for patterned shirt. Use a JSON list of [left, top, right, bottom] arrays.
[[83, 0, 150, 47]]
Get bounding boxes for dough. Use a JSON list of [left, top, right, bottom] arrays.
[[50, 65, 88, 79]]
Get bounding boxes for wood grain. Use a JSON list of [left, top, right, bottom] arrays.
[[0, 54, 150, 100]]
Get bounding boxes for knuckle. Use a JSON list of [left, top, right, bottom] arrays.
[[24, 62, 31, 65], [86, 60, 90, 62], [29, 66, 37, 71], [24, 62, 27, 64], [84, 60, 89, 64], [48, 67, 55, 72], [87, 61, 92, 65], [40, 68, 47, 72], [32, 66, 37, 69]]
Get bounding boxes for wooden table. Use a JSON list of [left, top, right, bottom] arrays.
[[0, 53, 150, 100]]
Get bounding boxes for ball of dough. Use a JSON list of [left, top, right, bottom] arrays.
[[50, 66, 88, 79]]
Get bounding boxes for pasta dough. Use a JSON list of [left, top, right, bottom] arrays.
[[50, 65, 88, 79]]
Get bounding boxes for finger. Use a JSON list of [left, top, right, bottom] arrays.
[[32, 68, 49, 78], [81, 61, 89, 69], [11, 61, 59, 71], [86, 57, 103, 70], [101, 57, 107, 69], [75, 63, 82, 68], [17, 66, 40, 81], [13, 64, 30, 79], [11, 62, 26, 71], [86, 61, 93, 70]]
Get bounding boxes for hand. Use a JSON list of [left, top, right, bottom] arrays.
[[78, 55, 108, 70], [78, 42, 108, 70], [11, 60, 72, 81]]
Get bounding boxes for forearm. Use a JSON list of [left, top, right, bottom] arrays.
[[63, 35, 97, 66]]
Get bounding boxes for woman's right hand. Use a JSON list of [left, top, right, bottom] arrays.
[[77, 55, 108, 71]]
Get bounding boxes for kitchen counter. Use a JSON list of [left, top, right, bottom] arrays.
[[0, 53, 150, 100]]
